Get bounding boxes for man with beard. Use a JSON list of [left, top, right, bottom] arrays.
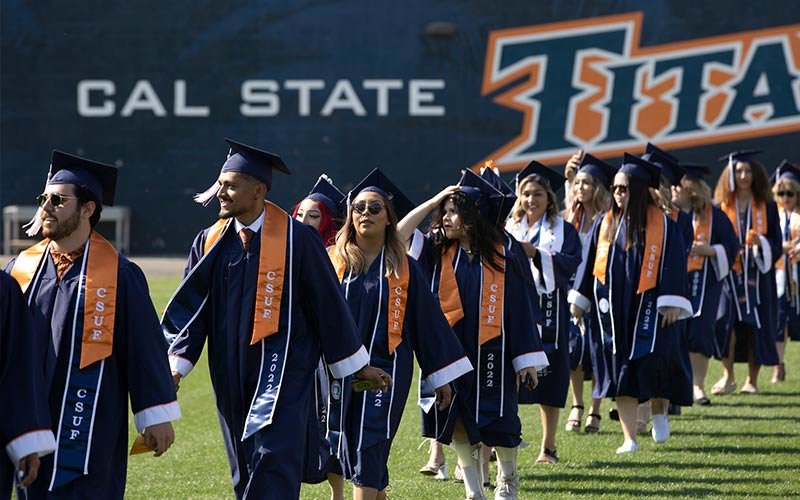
[[6, 151, 180, 499], [163, 138, 388, 499]]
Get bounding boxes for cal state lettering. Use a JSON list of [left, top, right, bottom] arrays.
[[481, 13, 800, 169]]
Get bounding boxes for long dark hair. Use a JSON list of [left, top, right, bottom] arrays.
[[429, 192, 505, 271], [608, 174, 653, 249]]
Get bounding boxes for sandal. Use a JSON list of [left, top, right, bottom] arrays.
[[740, 382, 759, 394], [565, 405, 584, 432], [772, 362, 786, 383], [710, 378, 736, 395], [535, 447, 559, 464], [584, 413, 601, 434], [454, 464, 464, 483]]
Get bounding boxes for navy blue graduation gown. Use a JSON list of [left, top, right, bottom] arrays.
[[676, 209, 695, 256], [686, 207, 741, 357], [411, 233, 547, 448], [776, 209, 800, 342], [170, 220, 369, 499], [715, 201, 781, 365], [571, 213, 694, 404], [0, 272, 55, 498], [333, 253, 470, 488], [6, 250, 179, 500], [506, 216, 582, 408]]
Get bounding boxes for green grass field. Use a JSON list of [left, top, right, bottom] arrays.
[[126, 277, 800, 499]]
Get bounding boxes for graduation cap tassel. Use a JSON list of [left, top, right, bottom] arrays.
[[193, 182, 221, 206], [23, 163, 53, 236], [728, 154, 735, 192]]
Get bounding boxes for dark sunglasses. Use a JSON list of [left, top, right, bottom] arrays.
[[352, 200, 385, 215], [777, 191, 796, 198], [612, 185, 628, 194], [36, 193, 79, 208]]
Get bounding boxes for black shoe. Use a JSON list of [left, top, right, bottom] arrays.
[[667, 403, 681, 416], [608, 408, 619, 421]]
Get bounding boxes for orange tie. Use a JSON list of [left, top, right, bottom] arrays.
[[239, 228, 255, 251]]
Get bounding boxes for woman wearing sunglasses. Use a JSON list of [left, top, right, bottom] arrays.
[[327, 169, 472, 500], [771, 161, 800, 384], [712, 150, 781, 396], [399, 170, 546, 500], [562, 154, 616, 435], [569, 154, 692, 454], [670, 164, 740, 405], [504, 161, 582, 466]]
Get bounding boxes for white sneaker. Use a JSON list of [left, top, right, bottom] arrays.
[[615, 440, 640, 454], [467, 493, 488, 500], [494, 474, 519, 499], [434, 463, 449, 480], [651, 414, 670, 443]]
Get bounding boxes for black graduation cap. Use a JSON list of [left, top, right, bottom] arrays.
[[24, 150, 119, 236], [49, 150, 118, 206], [307, 174, 346, 218], [775, 160, 800, 185], [515, 160, 566, 192], [194, 138, 290, 205], [480, 166, 518, 221], [458, 169, 512, 226], [681, 163, 712, 181], [642, 144, 684, 186], [717, 149, 763, 163], [619, 153, 661, 189], [577, 154, 617, 190], [347, 168, 415, 220]]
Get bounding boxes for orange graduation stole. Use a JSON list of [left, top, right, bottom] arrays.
[[438, 243, 465, 327], [479, 244, 506, 346], [11, 232, 119, 368], [593, 205, 665, 294], [329, 249, 410, 354], [721, 200, 767, 274], [571, 205, 584, 231], [203, 201, 289, 345], [688, 205, 713, 273]]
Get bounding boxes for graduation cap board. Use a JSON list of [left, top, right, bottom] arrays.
[[515, 160, 567, 193], [458, 168, 514, 226], [194, 138, 290, 205], [480, 165, 518, 224], [577, 154, 617, 190], [347, 168, 415, 220], [775, 160, 800, 185], [24, 150, 119, 236], [643, 144, 684, 186], [681, 163, 712, 182], [307, 174, 346, 218], [619, 153, 661, 189]]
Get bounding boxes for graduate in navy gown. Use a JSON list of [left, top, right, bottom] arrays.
[[562, 154, 616, 434], [0, 271, 56, 498], [163, 139, 390, 500], [504, 161, 582, 465], [326, 169, 471, 500], [670, 164, 740, 405], [711, 150, 781, 396], [293, 175, 348, 496], [569, 154, 693, 454], [7, 151, 180, 499], [400, 169, 546, 500], [644, 144, 694, 255], [770, 160, 800, 384]]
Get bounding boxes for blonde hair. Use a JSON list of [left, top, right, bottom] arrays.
[[511, 175, 560, 225], [650, 176, 674, 215], [333, 194, 406, 278], [681, 176, 712, 216], [772, 178, 800, 211], [565, 173, 611, 223]]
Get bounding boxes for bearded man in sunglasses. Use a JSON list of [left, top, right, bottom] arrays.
[[163, 138, 389, 499], [4, 151, 180, 499]]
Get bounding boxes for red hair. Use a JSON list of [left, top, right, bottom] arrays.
[[292, 198, 338, 247]]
